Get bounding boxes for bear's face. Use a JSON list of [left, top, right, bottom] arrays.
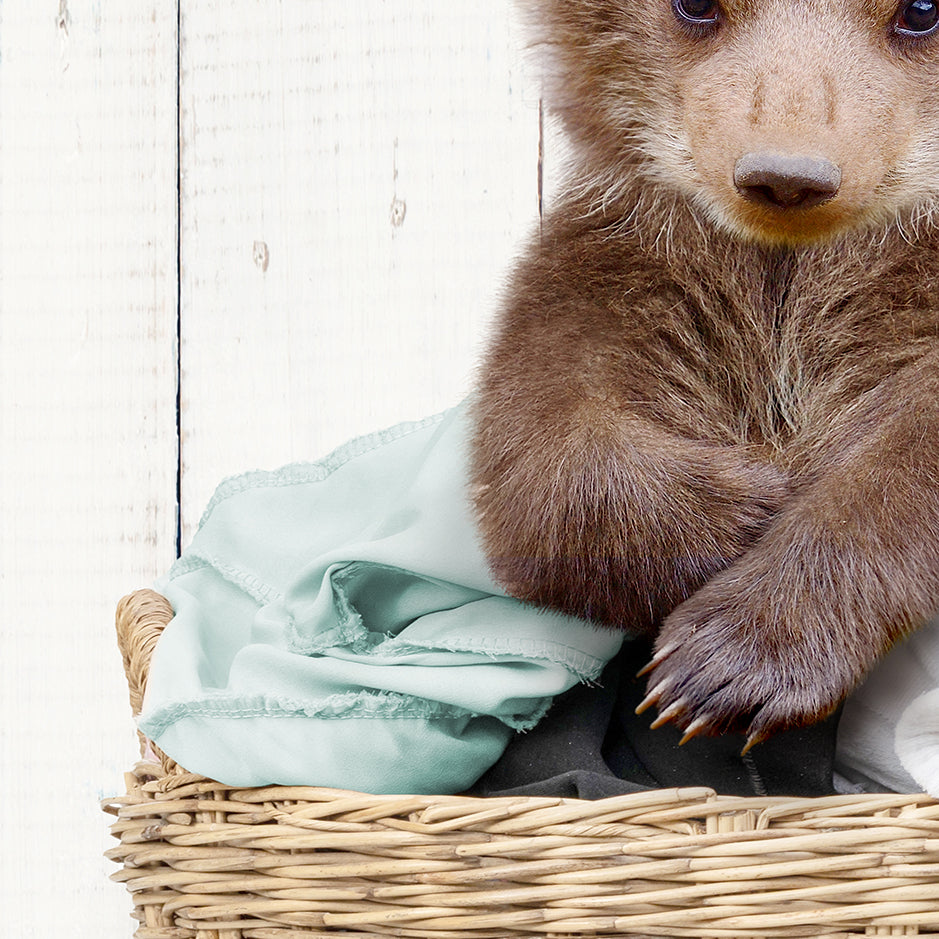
[[529, 0, 939, 245]]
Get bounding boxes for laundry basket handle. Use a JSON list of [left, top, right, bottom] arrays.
[[114, 588, 176, 767]]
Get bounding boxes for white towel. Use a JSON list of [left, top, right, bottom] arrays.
[[836, 613, 939, 793]]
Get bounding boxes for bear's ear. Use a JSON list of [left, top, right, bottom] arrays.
[[513, 0, 616, 40], [509, 0, 572, 116], [511, 0, 565, 56], [510, 0, 614, 106]]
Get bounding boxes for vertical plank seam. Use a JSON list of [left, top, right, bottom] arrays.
[[175, 0, 183, 559], [538, 97, 544, 238]]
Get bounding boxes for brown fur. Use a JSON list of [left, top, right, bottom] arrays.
[[470, 0, 939, 745]]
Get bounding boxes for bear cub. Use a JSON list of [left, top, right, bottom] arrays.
[[470, 0, 939, 749]]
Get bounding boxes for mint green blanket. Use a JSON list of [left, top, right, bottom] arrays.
[[139, 404, 622, 794]]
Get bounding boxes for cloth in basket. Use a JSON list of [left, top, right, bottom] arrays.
[[137, 404, 623, 794]]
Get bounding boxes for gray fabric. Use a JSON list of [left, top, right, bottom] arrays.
[[472, 638, 841, 799]]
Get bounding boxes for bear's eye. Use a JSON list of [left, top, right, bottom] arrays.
[[894, 0, 939, 36], [672, 0, 721, 27]]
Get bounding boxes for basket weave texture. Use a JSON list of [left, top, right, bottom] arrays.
[[103, 588, 939, 939]]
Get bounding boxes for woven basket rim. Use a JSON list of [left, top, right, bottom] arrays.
[[104, 588, 939, 939]]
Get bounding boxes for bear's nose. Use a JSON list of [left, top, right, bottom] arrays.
[[734, 153, 841, 209]]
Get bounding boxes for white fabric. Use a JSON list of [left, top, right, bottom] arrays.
[[836, 613, 939, 794]]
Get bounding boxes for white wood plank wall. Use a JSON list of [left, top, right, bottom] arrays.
[[0, 1, 542, 934], [177, 1, 542, 541]]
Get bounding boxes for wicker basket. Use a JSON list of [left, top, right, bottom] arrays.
[[103, 589, 939, 939]]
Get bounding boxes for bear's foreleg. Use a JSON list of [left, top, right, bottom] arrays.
[[644, 352, 939, 747], [470, 398, 789, 635]]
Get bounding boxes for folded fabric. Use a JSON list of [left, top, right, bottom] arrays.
[[896, 686, 939, 796], [835, 612, 939, 794], [473, 638, 842, 799], [138, 404, 623, 794]]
